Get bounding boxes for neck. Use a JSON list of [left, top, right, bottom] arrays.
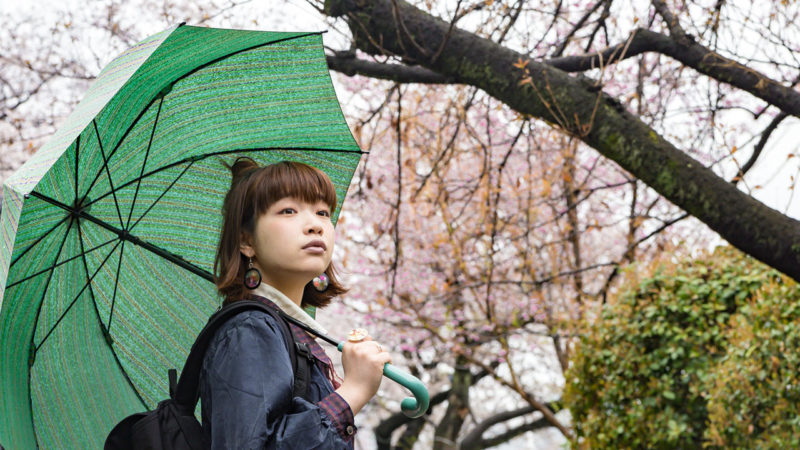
[[247, 282, 329, 335], [257, 276, 306, 307], [275, 283, 304, 307]]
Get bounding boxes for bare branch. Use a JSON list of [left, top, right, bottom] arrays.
[[326, 54, 451, 84], [460, 405, 554, 450], [552, 0, 606, 57]]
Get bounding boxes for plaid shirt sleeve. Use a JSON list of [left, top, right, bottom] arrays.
[[317, 391, 357, 444]]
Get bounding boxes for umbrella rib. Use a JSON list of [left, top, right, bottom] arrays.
[[27, 217, 73, 353], [30, 190, 214, 283], [74, 134, 80, 202], [106, 239, 125, 333], [34, 239, 122, 352], [75, 220, 148, 409], [76, 31, 323, 210], [125, 95, 165, 230], [83, 146, 365, 210], [128, 158, 193, 233], [9, 215, 70, 269], [93, 119, 125, 229], [6, 237, 117, 289]]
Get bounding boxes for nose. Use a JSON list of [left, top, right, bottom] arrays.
[[306, 223, 323, 234], [304, 211, 324, 235]]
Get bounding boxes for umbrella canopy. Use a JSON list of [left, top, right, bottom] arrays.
[[0, 24, 362, 449]]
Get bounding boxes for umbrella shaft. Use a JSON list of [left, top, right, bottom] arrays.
[[29, 191, 214, 282]]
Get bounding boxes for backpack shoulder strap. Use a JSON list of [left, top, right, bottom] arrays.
[[174, 300, 317, 409], [173, 300, 295, 410], [257, 307, 314, 402], [292, 341, 314, 402]]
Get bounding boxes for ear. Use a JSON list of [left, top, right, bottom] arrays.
[[239, 233, 255, 259]]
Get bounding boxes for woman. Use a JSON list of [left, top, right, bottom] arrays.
[[201, 157, 390, 449]]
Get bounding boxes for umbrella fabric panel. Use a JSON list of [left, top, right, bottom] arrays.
[[135, 35, 359, 155], [82, 27, 310, 173], [30, 225, 143, 450], [0, 187, 25, 300], [0, 274, 48, 450]]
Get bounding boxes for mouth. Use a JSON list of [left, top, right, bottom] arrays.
[[303, 240, 327, 252]]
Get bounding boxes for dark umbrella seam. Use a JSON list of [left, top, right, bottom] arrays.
[[92, 119, 125, 230], [124, 94, 165, 231], [73, 134, 79, 204], [106, 239, 125, 333]]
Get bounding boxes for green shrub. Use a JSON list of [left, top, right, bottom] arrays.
[[565, 247, 800, 448]]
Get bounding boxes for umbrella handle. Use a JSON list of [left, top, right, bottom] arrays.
[[337, 342, 430, 418]]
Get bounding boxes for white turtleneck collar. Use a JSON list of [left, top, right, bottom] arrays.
[[250, 282, 328, 335]]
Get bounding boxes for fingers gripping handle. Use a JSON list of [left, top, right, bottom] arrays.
[[337, 342, 430, 418]]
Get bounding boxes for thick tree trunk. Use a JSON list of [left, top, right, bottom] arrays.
[[433, 363, 471, 449], [324, 0, 800, 282]]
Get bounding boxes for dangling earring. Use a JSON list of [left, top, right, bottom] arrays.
[[312, 273, 329, 292], [243, 257, 261, 289]]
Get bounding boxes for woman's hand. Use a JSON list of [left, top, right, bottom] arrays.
[[335, 337, 391, 415]]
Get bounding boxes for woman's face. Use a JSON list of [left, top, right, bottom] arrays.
[[241, 196, 335, 288]]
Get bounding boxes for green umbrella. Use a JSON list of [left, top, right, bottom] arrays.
[[0, 24, 366, 449]]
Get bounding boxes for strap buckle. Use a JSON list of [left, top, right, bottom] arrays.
[[295, 342, 316, 363]]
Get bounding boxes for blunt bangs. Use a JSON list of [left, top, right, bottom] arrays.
[[249, 161, 338, 220]]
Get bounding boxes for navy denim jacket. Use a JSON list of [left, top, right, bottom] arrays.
[[199, 301, 355, 449]]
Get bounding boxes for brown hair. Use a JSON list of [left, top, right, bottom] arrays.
[[214, 157, 347, 307]]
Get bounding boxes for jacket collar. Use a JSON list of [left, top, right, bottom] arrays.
[[249, 282, 328, 335]]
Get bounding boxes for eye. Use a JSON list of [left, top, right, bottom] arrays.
[[279, 208, 297, 215], [317, 209, 331, 217]]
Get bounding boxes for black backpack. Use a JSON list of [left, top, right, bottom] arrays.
[[104, 300, 315, 450]]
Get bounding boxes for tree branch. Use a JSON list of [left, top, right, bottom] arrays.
[[323, 0, 800, 283], [650, 0, 800, 118], [331, 26, 800, 122], [374, 388, 450, 449], [326, 53, 451, 83], [473, 416, 551, 449], [552, 0, 606, 57], [734, 111, 790, 182], [460, 405, 554, 450]]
